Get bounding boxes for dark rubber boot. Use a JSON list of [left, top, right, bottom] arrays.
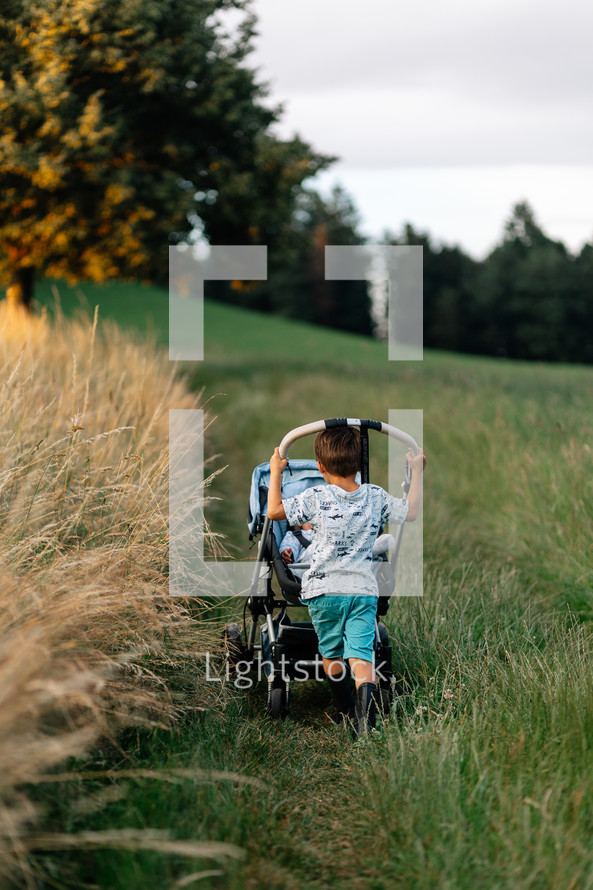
[[353, 682, 377, 738], [326, 671, 354, 723]]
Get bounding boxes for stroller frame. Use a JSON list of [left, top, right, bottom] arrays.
[[223, 418, 419, 719]]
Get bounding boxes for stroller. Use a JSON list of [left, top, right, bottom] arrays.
[[222, 418, 419, 720]]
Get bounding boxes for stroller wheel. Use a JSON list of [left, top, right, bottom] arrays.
[[267, 679, 290, 720], [222, 622, 245, 670]]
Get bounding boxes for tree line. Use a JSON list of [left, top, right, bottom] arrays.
[[214, 197, 593, 365], [394, 201, 593, 364]]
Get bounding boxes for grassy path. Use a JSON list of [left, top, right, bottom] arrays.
[[28, 281, 593, 889], [34, 573, 593, 890]]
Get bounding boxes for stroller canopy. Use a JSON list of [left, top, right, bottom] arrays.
[[247, 459, 326, 547]]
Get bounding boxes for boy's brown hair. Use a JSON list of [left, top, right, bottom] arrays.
[[314, 427, 361, 477]]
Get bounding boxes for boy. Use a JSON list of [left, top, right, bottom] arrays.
[[268, 426, 425, 737]]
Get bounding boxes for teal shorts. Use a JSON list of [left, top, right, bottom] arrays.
[[307, 595, 377, 663]]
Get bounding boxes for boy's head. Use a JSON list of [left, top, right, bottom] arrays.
[[314, 427, 361, 478]]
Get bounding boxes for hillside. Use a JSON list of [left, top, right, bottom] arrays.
[[34, 277, 593, 608], [21, 278, 593, 890]]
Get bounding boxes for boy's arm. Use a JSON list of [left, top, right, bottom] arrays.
[[267, 447, 288, 520], [404, 450, 426, 522]]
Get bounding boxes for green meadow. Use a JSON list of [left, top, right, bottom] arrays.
[[29, 279, 593, 889]]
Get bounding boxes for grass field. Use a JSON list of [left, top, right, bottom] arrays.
[[15, 279, 593, 888]]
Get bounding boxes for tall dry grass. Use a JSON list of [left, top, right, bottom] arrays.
[[0, 302, 227, 883]]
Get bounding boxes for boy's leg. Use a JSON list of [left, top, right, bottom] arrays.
[[307, 597, 354, 722], [348, 657, 375, 687], [353, 680, 377, 737], [343, 598, 379, 737], [323, 657, 347, 679], [343, 599, 378, 688], [323, 657, 354, 722], [348, 658, 377, 737]]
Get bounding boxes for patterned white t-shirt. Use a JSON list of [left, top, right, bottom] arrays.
[[282, 483, 408, 600]]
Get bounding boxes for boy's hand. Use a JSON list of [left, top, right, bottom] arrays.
[[406, 449, 426, 473], [404, 449, 425, 522], [270, 447, 288, 474], [267, 448, 288, 521], [281, 548, 293, 564]]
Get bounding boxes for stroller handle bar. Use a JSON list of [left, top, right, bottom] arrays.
[[278, 418, 419, 459]]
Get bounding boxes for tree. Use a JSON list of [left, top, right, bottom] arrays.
[[389, 224, 478, 353], [503, 199, 552, 249], [477, 202, 577, 360], [262, 186, 373, 335], [279, 186, 373, 334], [563, 243, 593, 364], [0, 0, 332, 306], [213, 185, 374, 335]]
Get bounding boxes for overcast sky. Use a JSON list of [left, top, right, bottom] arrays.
[[243, 0, 593, 257]]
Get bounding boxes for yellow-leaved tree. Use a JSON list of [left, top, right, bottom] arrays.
[[0, 0, 331, 306]]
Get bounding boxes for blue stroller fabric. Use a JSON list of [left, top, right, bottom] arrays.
[[247, 459, 326, 548]]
